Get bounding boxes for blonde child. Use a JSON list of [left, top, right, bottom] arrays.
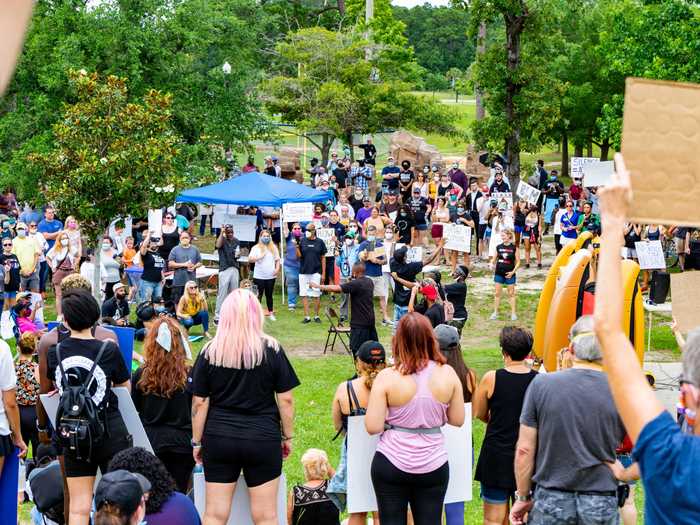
[[287, 449, 339, 525]]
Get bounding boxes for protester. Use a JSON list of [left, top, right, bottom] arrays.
[[248, 229, 281, 320], [510, 315, 625, 525], [542, 171, 564, 233], [623, 222, 643, 260], [551, 198, 565, 253], [139, 230, 166, 302], [63, 216, 82, 263], [335, 232, 359, 324], [108, 447, 201, 525], [283, 223, 303, 312], [473, 326, 538, 525], [168, 231, 202, 305], [593, 154, 700, 523], [489, 169, 510, 193], [464, 178, 485, 255], [358, 225, 391, 326], [191, 288, 300, 525], [11, 221, 40, 293], [214, 224, 240, 321], [522, 204, 543, 269], [100, 236, 122, 299], [408, 281, 444, 328], [0, 236, 21, 310], [358, 137, 377, 166], [121, 236, 141, 302], [490, 228, 519, 321], [14, 295, 44, 335], [287, 448, 340, 525], [176, 281, 210, 338], [328, 341, 385, 524], [14, 332, 38, 456], [366, 313, 465, 525], [46, 287, 131, 525], [390, 244, 443, 327], [93, 469, 149, 525], [444, 265, 468, 335], [353, 160, 373, 197], [37, 207, 63, 252], [448, 162, 468, 193], [296, 223, 326, 324], [450, 203, 474, 270]]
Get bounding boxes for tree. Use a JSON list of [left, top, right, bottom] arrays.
[[29, 71, 183, 298], [446, 67, 470, 103]]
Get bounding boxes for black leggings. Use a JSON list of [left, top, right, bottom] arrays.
[[370, 451, 449, 525], [157, 450, 195, 494], [254, 278, 275, 312], [19, 404, 38, 456]]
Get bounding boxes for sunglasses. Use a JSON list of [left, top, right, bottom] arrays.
[[165, 216, 174, 219], [2, 243, 11, 247]]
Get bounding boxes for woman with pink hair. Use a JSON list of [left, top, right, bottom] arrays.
[[190, 288, 300, 525]]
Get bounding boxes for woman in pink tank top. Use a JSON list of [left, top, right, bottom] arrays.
[[365, 313, 465, 525]]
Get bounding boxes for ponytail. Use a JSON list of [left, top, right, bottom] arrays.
[[357, 361, 386, 389], [94, 503, 129, 525]]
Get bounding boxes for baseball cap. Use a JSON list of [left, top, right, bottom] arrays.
[[112, 282, 126, 293], [94, 470, 151, 516], [356, 341, 386, 364], [420, 284, 438, 301], [434, 324, 460, 352], [412, 187, 421, 193]]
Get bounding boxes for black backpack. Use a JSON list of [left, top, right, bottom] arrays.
[[54, 341, 109, 460]]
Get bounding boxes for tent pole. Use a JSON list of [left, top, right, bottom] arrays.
[[280, 206, 285, 305]]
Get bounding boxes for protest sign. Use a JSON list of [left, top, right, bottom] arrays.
[[47, 323, 134, 371], [347, 406, 473, 513], [212, 204, 239, 229], [194, 473, 287, 525], [622, 78, 700, 227], [393, 243, 424, 264], [147, 209, 162, 237], [444, 224, 472, 253], [282, 202, 314, 223], [491, 192, 513, 211], [516, 181, 541, 205], [571, 157, 599, 179], [228, 214, 257, 242], [582, 161, 614, 188], [671, 272, 700, 333], [634, 240, 666, 270], [317, 228, 337, 257], [41, 387, 153, 453]]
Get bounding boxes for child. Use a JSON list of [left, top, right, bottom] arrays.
[[287, 449, 340, 525]]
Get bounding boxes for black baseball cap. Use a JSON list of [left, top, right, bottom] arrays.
[[95, 470, 151, 516], [356, 341, 385, 364]]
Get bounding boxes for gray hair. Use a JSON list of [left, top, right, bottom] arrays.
[[569, 315, 602, 362], [682, 328, 700, 386]]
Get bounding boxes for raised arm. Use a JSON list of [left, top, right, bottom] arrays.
[[593, 153, 664, 443]]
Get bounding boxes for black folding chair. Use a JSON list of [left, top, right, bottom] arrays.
[[323, 306, 351, 355]]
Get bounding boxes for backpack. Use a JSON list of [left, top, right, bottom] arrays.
[[54, 341, 109, 460], [443, 299, 455, 323]]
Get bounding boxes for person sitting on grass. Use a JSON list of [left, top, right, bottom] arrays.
[[287, 448, 340, 525], [176, 280, 211, 339], [14, 294, 45, 335]]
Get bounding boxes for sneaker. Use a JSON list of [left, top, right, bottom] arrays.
[[538, 263, 543, 270], [525, 263, 530, 269], [511, 313, 518, 321], [213, 318, 219, 325], [489, 312, 498, 321], [269, 313, 277, 321], [302, 317, 311, 324], [314, 316, 321, 323]]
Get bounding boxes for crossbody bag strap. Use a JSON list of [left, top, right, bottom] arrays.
[[347, 380, 363, 416], [383, 423, 443, 435]]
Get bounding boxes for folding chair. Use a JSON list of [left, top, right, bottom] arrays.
[[323, 306, 351, 355]]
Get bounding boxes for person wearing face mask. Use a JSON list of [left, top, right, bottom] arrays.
[[464, 178, 485, 256], [394, 205, 414, 245], [283, 223, 303, 311], [214, 224, 240, 321], [63, 215, 82, 265], [335, 232, 359, 324], [399, 163, 417, 203], [46, 231, 80, 318], [381, 156, 401, 193], [437, 172, 463, 201], [349, 188, 365, 215], [139, 231, 166, 303], [12, 221, 41, 293], [167, 231, 202, 307], [409, 187, 431, 249], [248, 229, 281, 321], [296, 224, 327, 323], [100, 236, 122, 300], [358, 225, 391, 326], [450, 203, 474, 271], [101, 282, 131, 326], [334, 194, 355, 222], [390, 244, 444, 327]]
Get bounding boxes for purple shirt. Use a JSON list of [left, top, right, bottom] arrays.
[[356, 207, 373, 225], [448, 169, 469, 193], [145, 492, 201, 525]]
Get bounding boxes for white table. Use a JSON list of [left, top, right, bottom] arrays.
[[644, 299, 673, 353]]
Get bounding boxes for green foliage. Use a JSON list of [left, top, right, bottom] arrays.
[[29, 71, 182, 242]]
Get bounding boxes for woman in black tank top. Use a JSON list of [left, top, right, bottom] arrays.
[[473, 327, 539, 525]]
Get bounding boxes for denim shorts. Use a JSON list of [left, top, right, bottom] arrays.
[[529, 486, 618, 525], [494, 273, 516, 285], [480, 483, 510, 504]]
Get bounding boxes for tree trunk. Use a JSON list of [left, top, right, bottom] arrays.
[[504, 12, 527, 199], [93, 242, 103, 305], [475, 21, 486, 122], [561, 131, 569, 180], [599, 137, 610, 161], [345, 131, 354, 162], [574, 144, 583, 158], [337, 0, 345, 16], [321, 133, 332, 166], [586, 132, 593, 157]]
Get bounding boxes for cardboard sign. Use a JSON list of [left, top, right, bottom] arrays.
[[671, 272, 700, 333], [622, 78, 700, 227], [571, 157, 599, 179], [194, 472, 287, 525], [317, 228, 337, 258], [147, 209, 162, 237], [443, 224, 472, 253], [516, 181, 542, 205], [582, 161, 614, 188], [491, 192, 513, 210], [282, 202, 314, 223], [346, 406, 473, 514], [41, 387, 153, 453], [46, 322, 134, 371], [634, 240, 666, 270], [228, 214, 257, 242]]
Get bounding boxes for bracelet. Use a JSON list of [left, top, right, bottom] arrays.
[[36, 420, 48, 433], [282, 436, 294, 441], [190, 439, 202, 448]]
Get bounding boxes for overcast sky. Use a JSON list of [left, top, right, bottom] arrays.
[[391, 0, 451, 7]]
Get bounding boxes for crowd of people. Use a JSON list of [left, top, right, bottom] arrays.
[[0, 150, 698, 525]]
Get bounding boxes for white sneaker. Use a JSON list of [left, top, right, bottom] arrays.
[[269, 314, 277, 321], [489, 312, 498, 321], [511, 313, 518, 321]]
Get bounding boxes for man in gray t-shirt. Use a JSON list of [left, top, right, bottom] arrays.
[[510, 316, 625, 525], [168, 230, 202, 306]]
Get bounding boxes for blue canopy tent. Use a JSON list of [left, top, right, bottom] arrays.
[[176, 172, 332, 303]]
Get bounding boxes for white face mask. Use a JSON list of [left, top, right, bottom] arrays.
[[385, 232, 394, 240], [345, 238, 353, 246], [101, 242, 111, 250], [305, 231, 313, 239]]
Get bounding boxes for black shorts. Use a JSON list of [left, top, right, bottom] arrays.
[[63, 433, 132, 478], [202, 435, 282, 486], [350, 326, 379, 357], [478, 224, 488, 240], [0, 433, 13, 457]]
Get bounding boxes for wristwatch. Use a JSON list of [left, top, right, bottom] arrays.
[[190, 439, 202, 448], [514, 491, 532, 502]]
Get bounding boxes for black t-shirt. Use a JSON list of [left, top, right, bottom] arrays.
[[349, 196, 364, 215], [495, 243, 516, 275], [47, 337, 130, 431], [131, 367, 192, 453], [399, 170, 414, 188], [329, 222, 346, 240], [424, 303, 445, 328], [299, 237, 327, 275], [409, 197, 429, 225], [390, 261, 423, 307], [190, 344, 300, 440], [141, 251, 166, 282], [0, 253, 20, 292], [394, 214, 414, 244], [444, 282, 467, 319], [218, 238, 240, 271], [340, 276, 375, 328], [101, 296, 130, 321], [359, 144, 377, 164], [333, 167, 348, 188]]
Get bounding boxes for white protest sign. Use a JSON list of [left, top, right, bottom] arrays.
[[443, 224, 472, 253], [393, 243, 424, 264], [582, 161, 614, 188], [491, 192, 513, 211], [516, 181, 541, 206], [147, 209, 162, 237], [212, 204, 239, 229], [282, 203, 314, 223], [41, 387, 153, 453], [317, 228, 337, 258], [228, 214, 257, 242], [571, 157, 599, 179], [635, 240, 666, 270], [382, 242, 395, 273], [194, 472, 287, 525], [347, 406, 473, 514]]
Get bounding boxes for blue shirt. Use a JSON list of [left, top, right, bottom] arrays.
[[357, 240, 384, 277], [560, 211, 580, 239], [336, 243, 359, 278], [633, 411, 700, 524], [145, 491, 201, 525], [37, 218, 63, 249], [284, 235, 300, 269]]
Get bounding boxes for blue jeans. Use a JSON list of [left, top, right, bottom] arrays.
[[139, 280, 163, 302], [529, 486, 618, 525], [285, 264, 299, 307], [444, 501, 464, 525], [199, 215, 214, 236], [180, 310, 209, 333], [394, 305, 409, 324], [39, 261, 49, 293]]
